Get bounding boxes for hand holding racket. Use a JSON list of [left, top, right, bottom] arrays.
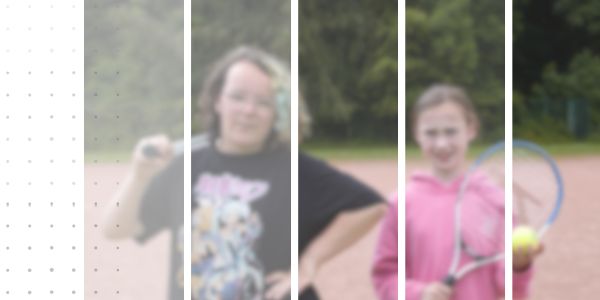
[[132, 134, 174, 179], [422, 283, 452, 300], [136, 134, 208, 178], [442, 140, 563, 287]]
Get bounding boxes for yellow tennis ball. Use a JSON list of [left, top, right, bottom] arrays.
[[512, 226, 538, 251]]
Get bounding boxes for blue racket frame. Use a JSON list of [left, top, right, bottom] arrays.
[[513, 139, 564, 237], [444, 139, 564, 286], [471, 140, 564, 234]]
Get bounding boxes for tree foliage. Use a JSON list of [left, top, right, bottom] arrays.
[[406, 0, 505, 143], [85, 0, 184, 151], [86, 0, 291, 151], [514, 0, 600, 141], [300, 0, 398, 141]]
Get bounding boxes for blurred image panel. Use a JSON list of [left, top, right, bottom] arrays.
[[85, 1, 183, 299], [299, 1, 397, 300], [191, 1, 291, 300], [406, 1, 507, 300], [514, 0, 600, 298]]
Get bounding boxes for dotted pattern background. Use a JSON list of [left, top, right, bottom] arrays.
[[0, 1, 83, 299]]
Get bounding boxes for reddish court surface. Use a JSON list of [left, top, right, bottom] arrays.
[[85, 164, 170, 300], [407, 156, 600, 300], [316, 159, 398, 300], [527, 156, 600, 300], [85, 159, 398, 300]]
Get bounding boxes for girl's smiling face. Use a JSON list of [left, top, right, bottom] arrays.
[[214, 60, 276, 154], [415, 101, 477, 181]]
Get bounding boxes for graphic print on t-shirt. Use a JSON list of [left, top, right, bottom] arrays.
[[188, 172, 270, 300]]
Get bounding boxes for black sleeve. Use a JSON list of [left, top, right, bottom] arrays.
[[135, 154, 184, 243], [299, 153, 384, 252]]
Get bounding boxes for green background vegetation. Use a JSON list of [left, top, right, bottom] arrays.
[[85, 0, 184, 153], [86, 0, 398, 159], [514, 0, 600, 143], [300, 0, 398, 144], [406, 0, 505, 144], [85, 0, 598, 159]]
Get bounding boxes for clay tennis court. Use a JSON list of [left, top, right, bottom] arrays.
[[85, 163, 170, 300], [316, 159, 398, 300], [525, 156, 600, 300], [85, 154, 598, 299], [84, 158, 398, 300]]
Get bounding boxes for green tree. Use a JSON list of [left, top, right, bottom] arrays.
[[86, 0, 184, 152], [514, 0, 600, 141], [407, 0, 505, 143], [86, 0, 291, 151], [300, 0, 398, 141]]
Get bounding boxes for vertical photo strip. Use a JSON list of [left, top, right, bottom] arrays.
[[85, 0, 184, 299], [190, 1, 291, 300], [299, 1, 397, 300], [405, 1, 514, 300], [514, 0, 600, 298]]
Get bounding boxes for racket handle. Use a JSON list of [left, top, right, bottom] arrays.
[[442, 275, 456, 287], [142, 144, 160, 158], [141, 135, 206, 159]]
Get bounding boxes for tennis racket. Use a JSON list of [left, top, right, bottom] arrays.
[[443, 141, 506, 286], [443, 140, 564, 286], [512, 140, 563, 240]]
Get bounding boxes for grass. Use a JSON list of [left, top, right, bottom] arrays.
[[302, 142, 397, 160], [407, 142, 600, 160], [84, 142, 600, 164]]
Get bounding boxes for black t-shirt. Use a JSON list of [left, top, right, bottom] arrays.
[[190, 143, 291, 299], [298, 152, 384, 300], [137, 143, 291, 300]]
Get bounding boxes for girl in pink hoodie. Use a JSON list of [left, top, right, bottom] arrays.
[[372, 84, 542, 300]]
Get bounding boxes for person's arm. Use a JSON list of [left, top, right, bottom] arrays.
[[102, 171, 153, 239], [509, 202, 542, 299], [491, 248, 537, 299], [265, 203, 387, 300], [101, 135, 174, 240], [511, 244, 542, 299], [299, 202, 387, 290], [511, 262, 534, 299], [372, 201, 398, 300]]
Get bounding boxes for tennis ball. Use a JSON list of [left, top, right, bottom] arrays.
[[512, 226, 538, 251]]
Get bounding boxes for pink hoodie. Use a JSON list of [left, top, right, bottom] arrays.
[[371, 173, 534, 300], [372, 197, 399, 300], [404, 172, 532, 300]]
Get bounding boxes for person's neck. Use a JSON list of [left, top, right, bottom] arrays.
[[215, 138, 263, 156], [432, 166, 464, 185]]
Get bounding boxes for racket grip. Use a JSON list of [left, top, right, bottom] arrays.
[[142, 144, 160, 158], [442, 275, 456, 287]]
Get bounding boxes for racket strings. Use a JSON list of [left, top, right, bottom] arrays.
[[513, 149, 557, 228], [445, 142, 507, 284], [457, 153, 506, 259]]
